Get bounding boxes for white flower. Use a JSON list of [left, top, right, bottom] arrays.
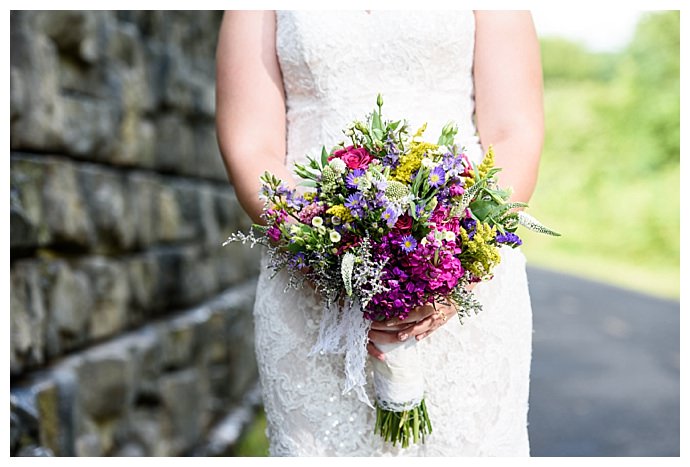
[[311, 216, 324, 227], [330, 231, 341, 243], [438, 145, 449, 154], [420, 237, 429, 246], [421, 157, 434, 168], [443, 230, 456, 242], [317, 226, 327, 235], [329, 158, 346, 173]]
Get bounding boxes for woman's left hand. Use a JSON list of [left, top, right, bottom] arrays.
[[366, 302, 455, 361]]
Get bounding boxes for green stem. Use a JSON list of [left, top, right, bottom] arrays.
[[374, 399, 433, 448]]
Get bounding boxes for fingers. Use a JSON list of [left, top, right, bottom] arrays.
[[367, 342, 385, 361], [368, 329, 403, 345], [370, 321, 408, 331], [406, 316, 436, 341], [385, 304, 436, 327]]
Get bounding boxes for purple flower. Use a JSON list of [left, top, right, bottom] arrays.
[[399, 235, 417, 253], [267, 226, 281, 242], [381, 206, 400, 228], [382, 134, 401, 168], [449, 183, 465, 197], [288, 252, 307, 270], [461, 217, 477, 240], [495, 232, 523, 246], [428, 166, 446, 188], [345, 192, 365, 218], [345, 169, 365, 189]]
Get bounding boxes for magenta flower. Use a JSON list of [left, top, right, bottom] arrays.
[[267, 226, 281, 242]]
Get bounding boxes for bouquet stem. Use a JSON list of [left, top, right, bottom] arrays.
[[370, 339, 430, 447], [374, 398, 432, 448]]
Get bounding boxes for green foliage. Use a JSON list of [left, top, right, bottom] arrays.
[[524, 11, 680, 298], [540, 37, 619, 83]]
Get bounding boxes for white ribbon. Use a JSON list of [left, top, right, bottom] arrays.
[[309, 297, 374, 408], [371, 339, 425, 412], [310, 298, 425, 412]]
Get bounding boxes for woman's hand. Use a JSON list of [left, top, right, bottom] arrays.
[[366, 303, 452, 361], [366, 284, 478, 361]]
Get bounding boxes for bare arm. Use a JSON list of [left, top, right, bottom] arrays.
[[215, 10, 296, 225], [473, 11, 544, 204]]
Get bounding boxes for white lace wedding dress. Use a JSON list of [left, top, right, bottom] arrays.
[[252, 10, 533, 456]]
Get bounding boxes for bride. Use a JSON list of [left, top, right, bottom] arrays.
[[215, 10, 543, 456]]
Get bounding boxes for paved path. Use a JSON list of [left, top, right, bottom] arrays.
[[526, 267, 680, 456]]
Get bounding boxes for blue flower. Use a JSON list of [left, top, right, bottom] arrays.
[[345, 169, 365, 189], [399, 235, 417, 253], [428, 166, 446, 188], [345, 192, 365, 218], [289, 252, 307, 270], [381, 206, 400, 228], [461, 218, 478, 239], [495, 232, 523, 246]]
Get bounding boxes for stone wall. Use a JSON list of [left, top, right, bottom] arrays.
[[10, 11, 263, 456]]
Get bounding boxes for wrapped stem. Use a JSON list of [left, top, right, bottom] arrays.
[[370, 339, 431, 447]]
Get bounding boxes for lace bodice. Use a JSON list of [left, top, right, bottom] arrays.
[[275, 10, 484, 172], [250, 10, 533, 456]]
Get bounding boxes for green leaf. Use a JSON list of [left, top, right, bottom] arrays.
[[372, 110, 382, 132], [320, 146, 329, 167], [468, 198, 493, 221]]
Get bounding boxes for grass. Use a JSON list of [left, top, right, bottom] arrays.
[[233, 409, 269, 457]]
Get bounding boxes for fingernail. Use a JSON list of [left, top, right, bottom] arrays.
[[378, 354, 386, 362], [399, 333, 408, 341]]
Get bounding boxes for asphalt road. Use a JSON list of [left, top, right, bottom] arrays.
[[526, 267, 680, 457]]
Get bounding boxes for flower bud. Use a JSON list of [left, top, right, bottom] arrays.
[[377, 93, 384, 107]]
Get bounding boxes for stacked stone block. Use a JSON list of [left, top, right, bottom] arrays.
[[10, 11, 263, 456]]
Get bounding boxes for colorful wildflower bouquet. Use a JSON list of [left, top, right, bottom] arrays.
[[224, 95, 558, 448]]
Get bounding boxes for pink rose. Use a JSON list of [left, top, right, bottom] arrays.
[[329, 145, 372, 169]]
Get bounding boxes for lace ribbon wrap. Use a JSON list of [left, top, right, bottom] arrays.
[[309, 298, 425, 413], [371, 340, 425, 412], [309, 298, 374, 407]]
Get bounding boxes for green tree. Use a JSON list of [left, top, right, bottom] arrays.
[[618, 11, 680, 169]]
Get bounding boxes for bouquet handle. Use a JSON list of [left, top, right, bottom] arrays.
[[371, 339, 432, 447]]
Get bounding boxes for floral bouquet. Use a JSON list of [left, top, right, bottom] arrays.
[[224, 94, 558, 448]]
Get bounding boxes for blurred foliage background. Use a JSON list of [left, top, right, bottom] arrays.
[[521, 10, 680, 299]]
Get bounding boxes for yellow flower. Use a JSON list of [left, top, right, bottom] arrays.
[[392, 123, 439, 183], [465, 145, 495, 188], [326, 205, 355, 223], [459, 222, 501, 279], [476, 145, 495, 180]]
